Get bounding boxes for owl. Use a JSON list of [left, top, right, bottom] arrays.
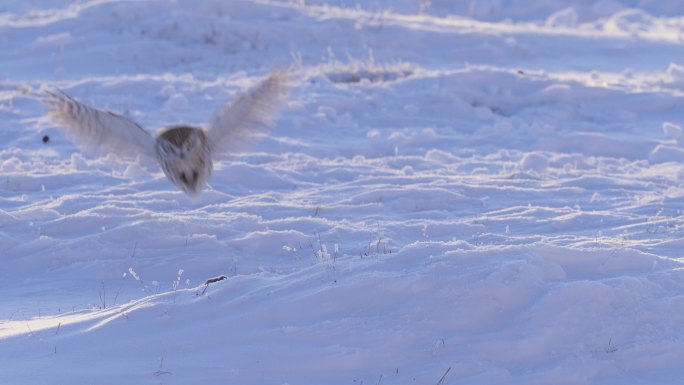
[[44, 70, 291, 196]]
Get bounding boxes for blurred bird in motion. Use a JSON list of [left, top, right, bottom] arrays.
[[44, 70, 291, 195]]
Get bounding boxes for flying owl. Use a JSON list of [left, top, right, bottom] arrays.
[[44, 70, 291, 196]]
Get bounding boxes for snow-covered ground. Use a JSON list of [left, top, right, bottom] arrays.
[[3, 0, 684, 383]]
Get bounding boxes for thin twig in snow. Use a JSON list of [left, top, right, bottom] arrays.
[[436, 367, 451, 385]]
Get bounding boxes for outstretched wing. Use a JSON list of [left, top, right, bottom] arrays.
[[44, 90, 157, 159], [207, 70, 292, 156]]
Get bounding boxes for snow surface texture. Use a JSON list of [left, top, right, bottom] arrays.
[[3, 0, 684, 384]]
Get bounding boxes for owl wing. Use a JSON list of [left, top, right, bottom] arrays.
[[44, 90, 157, 159], [206, 70, 292, 157]]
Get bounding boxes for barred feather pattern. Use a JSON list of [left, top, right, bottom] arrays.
[[44, 69, 291, 195], [207, 69, 292, 156], [43, 90, 156, 159]]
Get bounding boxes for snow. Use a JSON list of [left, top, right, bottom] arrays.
[[3, 0, 684, 384]]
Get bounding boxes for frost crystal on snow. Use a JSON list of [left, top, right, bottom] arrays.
[[128, 267, 140, 281]]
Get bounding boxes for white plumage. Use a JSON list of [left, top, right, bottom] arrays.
[[44, 70, 291, 195]]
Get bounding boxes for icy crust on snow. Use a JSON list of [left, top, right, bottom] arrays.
[[3, 0, 684, 384], [3, 246, 684, 384]]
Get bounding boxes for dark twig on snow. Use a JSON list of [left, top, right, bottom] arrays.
[[204, 275, 227, 285], [199, 274, 228, 295], [436, 367, 452, 385], [153, 351, 172, 377]]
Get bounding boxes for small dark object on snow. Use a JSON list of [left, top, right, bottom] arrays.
[[199, 274, 227, 295], [204, 275, 227, 285], [42, 135, 50, 143]]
